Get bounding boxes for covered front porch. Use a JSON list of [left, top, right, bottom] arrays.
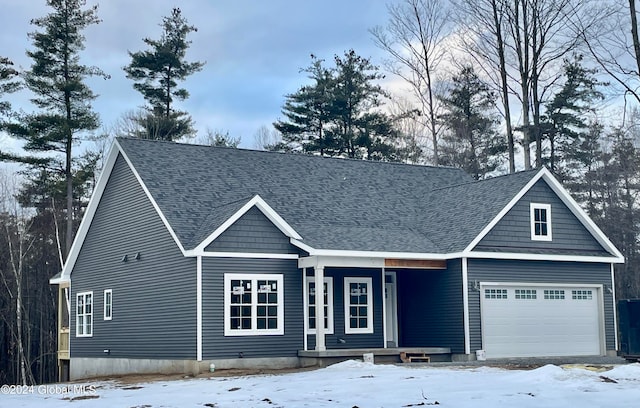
[[298, 255, 468, 363]]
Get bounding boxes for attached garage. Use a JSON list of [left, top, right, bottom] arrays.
[[480, 284, 603, 358]]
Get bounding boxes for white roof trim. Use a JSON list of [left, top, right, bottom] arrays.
[[55, 139, 187, 283], [465, 250, 623, 264], [55, 141, 120, 283], [293, 239, 622, 264], [194, 195, 302, 252], [184, 250, 298, 259], [49, 275, 68, 284], [292, 239, 460, 260], [463, 167, 624, 260], [117, 142, 186, 254], [537, 168, 624, 260]]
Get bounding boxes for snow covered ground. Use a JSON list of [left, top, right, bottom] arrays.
[[3, 361, 640, 407]]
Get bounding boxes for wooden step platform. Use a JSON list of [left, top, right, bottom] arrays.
[[400, 352, 431, 363]]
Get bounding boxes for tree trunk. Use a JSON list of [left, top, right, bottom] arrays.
[[414, 1, 440, 166], [492, 0, 516, 173], [630, 0, 640, 78], [515, 0, 532, 170]]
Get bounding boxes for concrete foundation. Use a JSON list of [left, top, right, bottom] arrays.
[[70, 357, 303, 380], [451, 353, 476, 362]]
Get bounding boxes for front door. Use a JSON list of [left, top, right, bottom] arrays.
[[385, 272, 398, 347]]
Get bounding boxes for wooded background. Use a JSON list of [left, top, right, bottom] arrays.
[[1, 0, 640, 385]]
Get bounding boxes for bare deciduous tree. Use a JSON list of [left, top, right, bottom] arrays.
[[454, 0, 516, 172], [253, 125, 283, 151], [456, 0, 591, 170], [370, 0, 452, 166], [0, 170, 36, 385], [576, 1, 640, 108], [195, 128, 240, 148]]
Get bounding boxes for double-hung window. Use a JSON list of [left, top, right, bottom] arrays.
[[530, 203, 552, 241], [344, 277, 373, 334], [305, 276, 334, 334], [76, 292, 93, 337], [224, 274, 284, 336]]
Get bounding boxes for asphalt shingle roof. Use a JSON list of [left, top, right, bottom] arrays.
[[116, 138, 539, 254]]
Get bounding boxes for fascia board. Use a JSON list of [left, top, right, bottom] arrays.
[[538, 168, 624, 260], [464, 250, 624, 264], [292, 240, 622, 265], [462, 168, 624, 261], [57, 139, 189, 283], [117, 142, 186, 254], [57, 140, 121, 282], [290, 239, 459, 260], [463, 170, 543, 253]]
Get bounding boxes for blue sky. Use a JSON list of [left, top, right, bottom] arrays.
[[0, 0, 394, 151]]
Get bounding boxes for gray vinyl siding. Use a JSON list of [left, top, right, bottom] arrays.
[[71, 154, 196, 359], [466, 259, 615, 352], [201, 258, 303, 359], [205, 207, 298, 254], [306, 268, 384, 350], [475, 180, 609, 255], [396, 261, 465, 353]]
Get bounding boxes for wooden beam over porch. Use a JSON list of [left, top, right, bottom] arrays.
[[384, 259, 447, 269]]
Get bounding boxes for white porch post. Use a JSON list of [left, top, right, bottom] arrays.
[[302, 267, 308, 352], [462, 257, 471, 355], [382, 267, 387, 349], [314, 265, 326, 351], [196, 255, 202, 361]]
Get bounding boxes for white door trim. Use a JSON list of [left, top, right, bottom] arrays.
[[384, 272, 398, 348]]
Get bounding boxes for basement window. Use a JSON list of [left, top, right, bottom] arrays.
[[530, 203, 552, 241]]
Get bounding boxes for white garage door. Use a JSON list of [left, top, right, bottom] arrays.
[[481, 285, 602, 358]]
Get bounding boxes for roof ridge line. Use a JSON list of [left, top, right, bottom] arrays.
[[116, 137, 467, 171], [211, 195, 257, 210], [430, 169, 540, 193]]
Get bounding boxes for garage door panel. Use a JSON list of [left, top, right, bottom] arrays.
[[481, 285, 601, 358]]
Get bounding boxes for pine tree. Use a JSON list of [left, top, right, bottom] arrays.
[[124, 8, 205, 141], [438, 66, 506, 179], [274, 56, 337, 155], [541, 55, 605, 176], [599, 127, 640, 299], [3, 0, 106, 256], [0, 56, 20, 119], [275, 50, 400, 160], [331, 50, 397, 159], [566, 121, 605, 216]]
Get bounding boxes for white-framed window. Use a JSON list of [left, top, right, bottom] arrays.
[[224, 274, 284, 336], [484, 289, 508, 299], [344, 277, 373, 334], [305, 276, 334, 334], [544, 289, 565, 300], [76, 291, 93, 337], [103, 289, 112, 320], [530, 203, 552, 241]]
